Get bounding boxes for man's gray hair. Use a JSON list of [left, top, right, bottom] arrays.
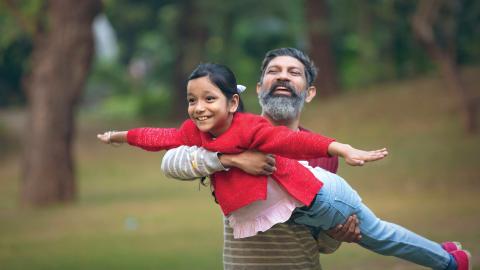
[[259, 47, 318, 86]]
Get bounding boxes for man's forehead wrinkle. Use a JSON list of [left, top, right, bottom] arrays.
[[266, 63, 304, 71]]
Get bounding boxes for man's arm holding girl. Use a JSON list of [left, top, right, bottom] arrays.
[[160, 145, 361, 245]]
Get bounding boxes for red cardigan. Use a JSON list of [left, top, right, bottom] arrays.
[[299, 126, 338, 174], [127, 112, 335, 215]]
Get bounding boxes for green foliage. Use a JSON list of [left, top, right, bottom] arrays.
[[99, 94, 139, 120], [0, 37, 31, 107], [0, 0, 43, 107], [0, 120, 15, 156], [456, 0, 480, 64], [85, 60, 174, 121], [1, 0, 479, 111], [137, 86, 172, 121]]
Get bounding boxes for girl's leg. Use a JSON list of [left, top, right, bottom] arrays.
[[292, 166, 455, 270], [356, 203, 454, 270]]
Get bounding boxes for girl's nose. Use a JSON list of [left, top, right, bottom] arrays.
[[195, 102, 206, 113]]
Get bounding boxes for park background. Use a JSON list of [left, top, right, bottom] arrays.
[[0, 0, 479, 269]]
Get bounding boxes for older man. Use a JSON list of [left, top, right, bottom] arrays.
[[161, 48, 360, 269]]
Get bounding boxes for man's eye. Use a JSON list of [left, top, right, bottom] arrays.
[[267, 70, 277, 74], [291, 71, 301, 76]]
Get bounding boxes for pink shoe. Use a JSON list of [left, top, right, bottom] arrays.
[[442, 241, 462, 253], [451, 249, 472, 270]]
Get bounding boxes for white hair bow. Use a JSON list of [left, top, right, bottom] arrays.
[[237, 84, 246, 93]]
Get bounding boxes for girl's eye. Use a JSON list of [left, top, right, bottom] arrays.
[[187, 98, 196, 104], [206, 96, 216, 102]]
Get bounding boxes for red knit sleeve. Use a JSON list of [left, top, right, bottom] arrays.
[[300, 127, 339, 173], [248, 115, 335, 160], [127, 119, 200, 151]]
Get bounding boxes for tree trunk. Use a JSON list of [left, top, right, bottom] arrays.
[[412, 0, 478, 133], [171, 1, 208, 119], [21, 0, 101, 206], [305, 0, 340, 97]]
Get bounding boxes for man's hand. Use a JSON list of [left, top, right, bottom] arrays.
[[219, 150, 276, 175], [326, 215, 361, 243]]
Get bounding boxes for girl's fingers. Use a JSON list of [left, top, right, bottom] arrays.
[[352, 159, 364, 166], [97, 133, 109, 143]]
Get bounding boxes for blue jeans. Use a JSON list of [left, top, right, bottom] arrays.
[[292, 165, 455, 270]]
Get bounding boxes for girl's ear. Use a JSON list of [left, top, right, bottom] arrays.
[[229, 94, 240, 113]]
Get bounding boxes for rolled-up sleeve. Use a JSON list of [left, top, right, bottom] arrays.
[[161, 146, 226, 180]]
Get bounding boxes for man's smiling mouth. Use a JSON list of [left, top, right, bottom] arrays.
[[272, 86, 293, 96]]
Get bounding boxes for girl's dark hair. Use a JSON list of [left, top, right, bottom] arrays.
[[188, 63, 245, 112]]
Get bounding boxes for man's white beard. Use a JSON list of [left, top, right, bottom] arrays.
[[258, 88, 307, 122]]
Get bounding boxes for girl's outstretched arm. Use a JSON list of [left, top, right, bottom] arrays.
[[97, 120, 199, 152], [327, 142, 388, 166], [247, 115, 387, 164]]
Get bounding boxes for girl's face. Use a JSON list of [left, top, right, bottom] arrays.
[[187, 76, 239, 137]]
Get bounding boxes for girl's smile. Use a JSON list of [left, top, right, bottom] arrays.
[[187, 76, 239, 137]]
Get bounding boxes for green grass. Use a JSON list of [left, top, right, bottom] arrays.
[[1, 68, 479, 269]]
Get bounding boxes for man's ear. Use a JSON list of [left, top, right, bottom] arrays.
[[229, 94, 240, 113], [305, 86, 316, 103], [256, 83, 262, 95]]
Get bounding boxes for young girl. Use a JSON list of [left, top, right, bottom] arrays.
[[98, 63, 470, 270]]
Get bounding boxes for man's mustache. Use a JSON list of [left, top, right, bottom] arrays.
[[268, 81, 298, 97]]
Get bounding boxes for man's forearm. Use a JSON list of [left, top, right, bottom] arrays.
[[161, 146, 226, 180]]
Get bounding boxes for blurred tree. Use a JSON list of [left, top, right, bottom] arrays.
[[305, 0, 340, 97], [171, 0, 208, 119], [412, 0, 478, 133], [6, 0, 102, 206]]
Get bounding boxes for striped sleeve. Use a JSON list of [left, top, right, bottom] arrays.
[[223, 219, 323, 270], [316, 231, 341, 254], [161, 146, 226, 180]]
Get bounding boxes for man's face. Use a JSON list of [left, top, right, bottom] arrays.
[[257, 56, 311, 121]]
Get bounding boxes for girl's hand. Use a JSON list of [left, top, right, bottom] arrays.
[[343, 147, 388, 166], [328, 142, 388, 166], [97, 131, 112, 144], [97, 131, 127, 145]]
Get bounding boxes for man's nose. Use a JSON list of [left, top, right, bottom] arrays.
[[276, 70, 290, 81]]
